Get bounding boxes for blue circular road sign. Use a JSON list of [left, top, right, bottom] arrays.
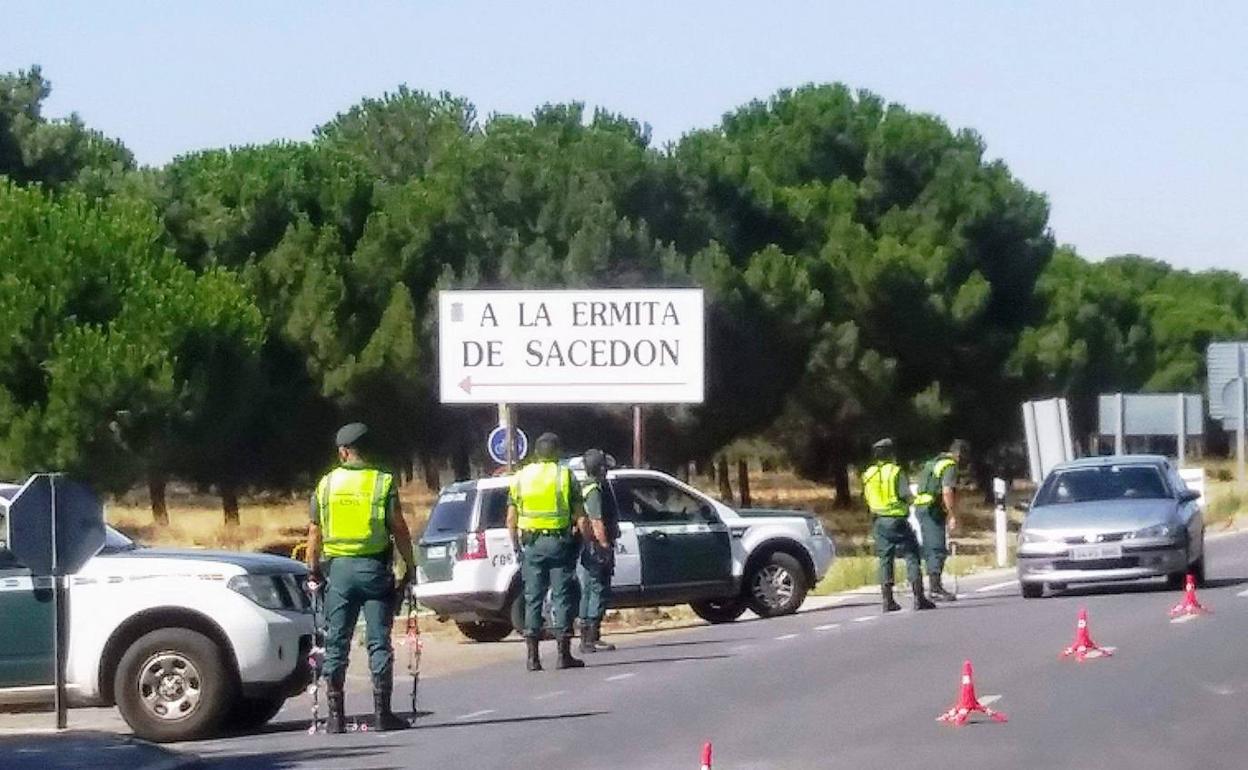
[[488, 426, 529, 465]]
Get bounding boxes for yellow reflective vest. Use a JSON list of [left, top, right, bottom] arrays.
[[511, 461, 574, 531], [913, 454, 957, 509], [316, 466, 393, 557], [863, 461, 908, 517]]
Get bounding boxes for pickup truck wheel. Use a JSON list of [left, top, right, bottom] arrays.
[[746, 552, 808, 618], [1021, 582, 1043, 599], [225, 695, 286, 732], [457, 620, 514, 643], [690, 598, 747, 624], [114, 628, 234, 743]]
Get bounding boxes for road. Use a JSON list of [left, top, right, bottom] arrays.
[[9, 530, 1248, 769]]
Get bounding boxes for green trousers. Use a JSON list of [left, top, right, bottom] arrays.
[[578, 544, 615, 623], [873, 516, 922, 586], [915, 505, 948, 574], [323, 555, 396, 685], [520, 532, 578, 638]]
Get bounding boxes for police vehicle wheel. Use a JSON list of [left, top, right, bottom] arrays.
[[1020, 582, 1043, 599], [114, 627, 234, 742], [456, 620, 514, 643], [745, 552, 808, 617], [225, 695, 286, 731], [690, 598, 747, 624]]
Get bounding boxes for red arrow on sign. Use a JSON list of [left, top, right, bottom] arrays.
[[458, 376, 687, 395]]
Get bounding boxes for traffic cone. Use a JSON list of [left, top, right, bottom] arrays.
[[700, 742, 712, 770], [1169, 574, 1210, 618], [1061, 608, 1112, 661], [936, 660, 1007, 726]]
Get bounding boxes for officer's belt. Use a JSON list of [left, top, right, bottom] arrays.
[[519, 529, 572, 543]]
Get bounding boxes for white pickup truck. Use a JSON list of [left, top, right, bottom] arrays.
[[417, 467, 836, 641], [0, 484, 315, 742]]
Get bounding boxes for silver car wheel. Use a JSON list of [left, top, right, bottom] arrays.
[[751, 564, 795, 609], [137, 651, 203, 722]]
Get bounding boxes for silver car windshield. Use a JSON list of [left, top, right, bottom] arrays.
[[1035, 465, 1170, 506]]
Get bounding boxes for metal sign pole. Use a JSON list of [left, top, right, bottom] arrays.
[[1176, 393, 1187, 466], [1114, 392, 1125, 455], [50, 474, 67, 730], [632, 405, 644, 468], [502, 403, 516, 473], [1239, 377, 1246, 490]]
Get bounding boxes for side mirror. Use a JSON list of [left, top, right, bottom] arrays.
[[1014, 501, 1031, 514], [1179, 489, 1201, 503]]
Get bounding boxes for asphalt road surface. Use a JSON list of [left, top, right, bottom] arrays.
[[13, 530, 1248, 769]]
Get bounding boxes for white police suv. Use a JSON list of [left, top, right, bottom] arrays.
[[0, 484, 315, 742], [415, 467, 835, 641]]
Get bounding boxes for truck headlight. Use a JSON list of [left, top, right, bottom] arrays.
[[228, 575, 287, 610]]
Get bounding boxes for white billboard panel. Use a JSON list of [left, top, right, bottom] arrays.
[[1023, 398, 1075, 483], [438, 289, 705, 404]]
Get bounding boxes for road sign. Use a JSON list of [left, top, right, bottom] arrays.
[[438, 289, 705, 404], [7, 474, 105, 577], [488, 426, 528, 465], [1022, 398, 1074, 483]]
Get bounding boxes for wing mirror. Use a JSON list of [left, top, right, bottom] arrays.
[[1013, 500, 1031, 514], [1179, 489, 1201, 503]]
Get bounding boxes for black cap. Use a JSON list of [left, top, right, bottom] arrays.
[[583, 448, 607, 478], [335, 422, 369, 448], [534, 432, 561, 461]]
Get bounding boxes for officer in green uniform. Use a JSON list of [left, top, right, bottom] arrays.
[[914, 439, 968, 602], [578, 449, 619, 654], [306, 423, 416, 733], [506, 432, 587, 671], [863, 438, 934, 613]]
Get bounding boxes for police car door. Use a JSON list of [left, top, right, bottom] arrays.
[[0, 545, 54, 689], [604, 480, 641, 592], [613, 477, 732, 600]]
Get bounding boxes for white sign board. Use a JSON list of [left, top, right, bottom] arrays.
[[438, 289, 705, 404], [1022, 397, 1075, 483], [1178, 468, 1206, 512]]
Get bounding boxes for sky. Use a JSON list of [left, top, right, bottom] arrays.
[[4, 2, 1247, 274]]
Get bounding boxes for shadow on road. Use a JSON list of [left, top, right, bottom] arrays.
[[223, 710, 437, 739], [197, 745, 398, 770], [1054, 575, 1248, 598], [585, 653, 733, 668], [624, 638, 753, 651], [415, 710, 608, 730]]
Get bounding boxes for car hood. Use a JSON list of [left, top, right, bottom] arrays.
[[96, 547, 307, 576], [735, 507, 813, 521], [1024, 499, 1177, 533]]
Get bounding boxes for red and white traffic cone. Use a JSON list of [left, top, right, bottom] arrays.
[[699, 742, 712, 770], [936, 660, 1007, 727], [1061, 608, 1112, 661], [1169, 574, 1210, 618]]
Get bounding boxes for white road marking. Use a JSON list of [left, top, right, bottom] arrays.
[[978, 694, 1002, 706], [730, 643, 755, 652], [456, 709, 496, 721], [1237, 588, 1248, 597], [605, 673, 636, 682], [774, 633, 798, 640], [853, 615, 877, 623], [975, 580, 1017, 593], [814, 623, 840, 631], [533, 690, 567, 701]]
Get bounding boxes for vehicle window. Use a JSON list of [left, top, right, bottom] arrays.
[[479, 488, 509, 530], [613, 479, 714, 524], [1035, 465, 1171, 506], [425, 488, 477, 534]]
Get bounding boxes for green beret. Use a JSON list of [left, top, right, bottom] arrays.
[[335, 422, 369, 447]]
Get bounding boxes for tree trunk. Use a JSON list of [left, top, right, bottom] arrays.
[[716, 457, 733, 502], [222, 486, 241, 527], [149, 475, 169, 526], [832, 462, 853, 509], [737, 459, 752, 508], [452, 445, 471, 482], [420, 454, 441, 492]]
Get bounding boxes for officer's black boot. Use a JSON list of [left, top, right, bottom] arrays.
[[371, 677, 410, 731], [589, 622, 616, 652], [555, 636, 585, 669], [881, 584, 902, 613], [578, 621, 597, 654], [325, 676, 346, 734], [930, 572, 957, 602], [525, 636, 543, 672], [912, 580, 937, 610]]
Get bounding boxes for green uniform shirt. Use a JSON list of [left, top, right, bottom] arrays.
[[583, 480, 620, 543]]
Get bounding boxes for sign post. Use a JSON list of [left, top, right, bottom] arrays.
[[6, 474, 106, 730], [632, 405, 644, 468]]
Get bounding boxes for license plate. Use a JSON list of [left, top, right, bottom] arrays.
[[424, 545, 447, 559], [1070, 544, 1122, 560]]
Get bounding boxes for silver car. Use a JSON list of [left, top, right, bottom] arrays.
[[1016, 455, 1204, 599]]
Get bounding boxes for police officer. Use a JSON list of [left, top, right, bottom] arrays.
[[507, 432, 587, 671], [914, 439, 969, 602], [578, 449, 618, 654], [863, 438, 934, 613], [306, 423, 416, 733]]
